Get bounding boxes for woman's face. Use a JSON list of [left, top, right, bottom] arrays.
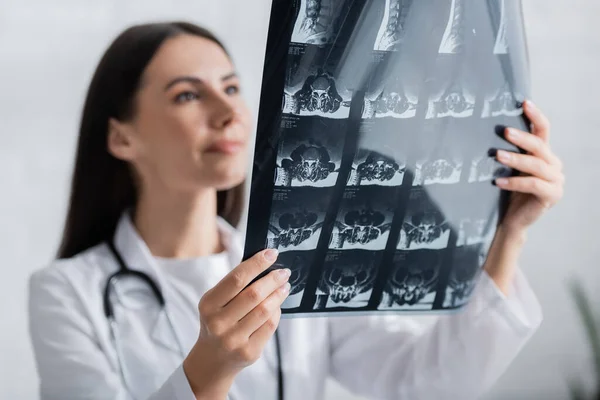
[[110, 34, 252, 193]]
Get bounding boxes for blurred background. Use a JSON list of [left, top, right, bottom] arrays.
[[0, 0, 597, 399]]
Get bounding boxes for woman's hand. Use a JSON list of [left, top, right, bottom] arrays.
[[495, 100, 564, 233], [484, 100, 564, 294], [183, 249, 290, 399]]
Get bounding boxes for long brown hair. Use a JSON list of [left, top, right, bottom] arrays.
[[57, 22, 245, 259]]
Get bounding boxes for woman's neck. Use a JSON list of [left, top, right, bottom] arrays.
[[133, 187, 223, 259]]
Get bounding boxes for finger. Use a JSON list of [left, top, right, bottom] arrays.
[[238, 282, 289, 339], [248, 308, 282, 350], [524, 100, 551, 142], [504, 127, 559, 166], [496, 150, 558, 181], [494, 176, 561, 207], [205, 249, 279, 308], [222, 267, 291, 322]]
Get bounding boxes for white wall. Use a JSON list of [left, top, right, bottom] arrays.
[[0, 1, 597, 399]]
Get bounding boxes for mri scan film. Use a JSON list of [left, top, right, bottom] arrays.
[[243, 0, 531, 316]]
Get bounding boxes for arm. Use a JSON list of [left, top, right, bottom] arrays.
[[329, 101, 563, 400], [328, 265, 542, 400], [29, 248, 289, 400], [28, 268, 195, 400]]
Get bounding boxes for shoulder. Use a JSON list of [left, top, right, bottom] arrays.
[[28, 244, 119, 369], [29, 243, 115, 305]]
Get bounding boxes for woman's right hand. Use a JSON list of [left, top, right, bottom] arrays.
[[183, 248, 290, 399]]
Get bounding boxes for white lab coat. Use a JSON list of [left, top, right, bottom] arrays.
[[28, 213, 542, 400]]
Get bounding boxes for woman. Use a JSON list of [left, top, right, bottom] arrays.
[[28, 22, 564, 400]]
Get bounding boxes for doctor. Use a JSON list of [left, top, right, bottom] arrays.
[[28, 21, 564, 400]]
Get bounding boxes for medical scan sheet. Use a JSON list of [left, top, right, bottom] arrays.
[[243, 0, 531, 316]]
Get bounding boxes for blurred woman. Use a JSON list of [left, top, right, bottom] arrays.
[[28, 22, 564, 400]]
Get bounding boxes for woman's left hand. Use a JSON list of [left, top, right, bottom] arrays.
[[494, 100, 564, 233]]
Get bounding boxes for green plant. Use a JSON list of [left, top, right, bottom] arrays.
[[568, 279, 600, 400]]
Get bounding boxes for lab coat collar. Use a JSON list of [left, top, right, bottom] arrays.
[[112, 211, 243, 355], [215, 215, 244, 268]]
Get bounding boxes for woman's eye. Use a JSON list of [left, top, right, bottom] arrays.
[[225, 85, 240, 95], [175, 91, 199, 103]]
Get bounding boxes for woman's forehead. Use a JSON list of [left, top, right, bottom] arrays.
[[143, 34, 233, 85]]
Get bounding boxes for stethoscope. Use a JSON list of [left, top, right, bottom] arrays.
[[105, 240, 284, 400]]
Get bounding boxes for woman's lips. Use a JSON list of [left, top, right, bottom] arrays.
[[205, 140, 245, 155]]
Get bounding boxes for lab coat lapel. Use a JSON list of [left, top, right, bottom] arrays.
[[149, 311, 182, 355], [112, 213, 244, 357], [113, 213, 185, 356]]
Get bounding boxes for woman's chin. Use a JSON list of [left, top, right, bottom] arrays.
[[205, 165, 247, 190]]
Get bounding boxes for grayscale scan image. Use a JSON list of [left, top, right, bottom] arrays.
[[413, 156, 463, 186], [489, 0, 509, 55], [442, 244, 487, 308], [413, 135, 464, 186], [330, 190, 395, 251], [373, 0, 414, 52], [468, 154, 511, 183], [363, 74, 419, 119], [348, 149, 406, 187], [274, 120, 345, 188], [425, 52, 478, 120], [397, 189, 450, 250], [313, 251, 382, 309], [426, 77, 476, 119], [438, 0, 466, 54], [378, 250, 441, 311], [282, 48, 352, 119], [454, 191, 499, 247], [482, 81, 524, 118], [456, 215, 496, 247], [266, 192, 329, 251], [290, 0, 351, 46]]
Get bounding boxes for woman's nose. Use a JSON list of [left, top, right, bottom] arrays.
[[208, 91, 236, 129]]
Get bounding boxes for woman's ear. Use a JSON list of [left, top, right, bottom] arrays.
[[107, 118, 135, 161]]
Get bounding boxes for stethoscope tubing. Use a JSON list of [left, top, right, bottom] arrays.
[[104, 240, 284, 400]]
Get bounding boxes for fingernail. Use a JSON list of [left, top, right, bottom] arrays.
[[526, 100, 538, 112], [264, 249, 278, 262], [497, 150, 512, 161], [281, 282, 291, 294], [278, 268, 291, 280], [506, 128, 518, 139], [495, 178, 509, 186]]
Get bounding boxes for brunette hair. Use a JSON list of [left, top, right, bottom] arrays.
[[57, 22, 244, 259]]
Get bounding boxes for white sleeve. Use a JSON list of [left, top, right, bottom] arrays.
[[28, 269, 197, 400], [328, 268, 543, 400]]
